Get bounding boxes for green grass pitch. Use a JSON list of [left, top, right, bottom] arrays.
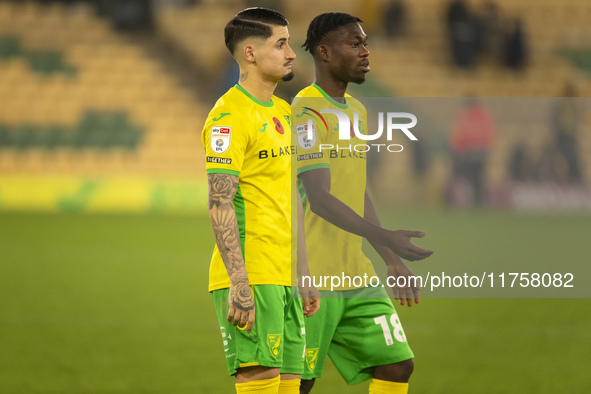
[[1, 211, 590, 393]]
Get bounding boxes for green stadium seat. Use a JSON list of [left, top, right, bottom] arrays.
[[39, 125, 63, 150], [0, 125, 13, 147], [12, 125, 36, 150], [0, 35, 22, 59]]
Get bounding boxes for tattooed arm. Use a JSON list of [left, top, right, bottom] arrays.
[[207, 173, 255, 333]]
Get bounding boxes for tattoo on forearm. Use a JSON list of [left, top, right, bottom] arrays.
[[208, 174, 254, 311], [239, 72, 248, 82]]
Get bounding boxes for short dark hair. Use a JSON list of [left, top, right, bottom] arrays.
[[302, 12, 362, 56], [224, 7, 288, 55]]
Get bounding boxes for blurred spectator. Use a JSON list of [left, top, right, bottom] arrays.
[[552, 83, 583, 184], [504, 17, 528, 70], [383, 0, 407, 40], [534, 144, 559, 182], [446, 0, 469, 31], [449, 96, 495, 206], [508, 142, 536, 182], [480, 1, 503, 60], [100, 0, 155, 31], [412, 137, 429, 178], [446, 0, 478, 68], [410, 135, 431, 205]]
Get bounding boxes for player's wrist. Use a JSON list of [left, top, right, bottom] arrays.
[[229, 270, 250, 287], [376, 227, 394, 247], [230, 278, 250, 287], [384, 254, 404, 266]]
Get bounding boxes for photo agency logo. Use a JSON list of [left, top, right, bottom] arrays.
[[299, 109, 418, 153]]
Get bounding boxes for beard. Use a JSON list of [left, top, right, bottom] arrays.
[[352, 74, 367, 85], [282, 71, 295, 82]]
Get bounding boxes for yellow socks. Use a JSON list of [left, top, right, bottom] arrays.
[[368, 378, 409, 394], [236, 375, 280, 393], [278, 378, 300, 394]]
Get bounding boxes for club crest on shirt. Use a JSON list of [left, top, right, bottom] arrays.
[[306, 348, 319, 370], [211, 126, 231, 154], [267, 334, 283, 357], [296, 122, 317, 150]]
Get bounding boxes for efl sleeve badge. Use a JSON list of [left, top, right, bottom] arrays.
[[296, 122, 317, 150], [210, 126, 232, 154]]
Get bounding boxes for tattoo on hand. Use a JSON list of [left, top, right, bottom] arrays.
[[229, 279, 254, 311]]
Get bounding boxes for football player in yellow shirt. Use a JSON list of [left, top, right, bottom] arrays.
[[201, 8, 319, 394], [293, 13, 433, 394]]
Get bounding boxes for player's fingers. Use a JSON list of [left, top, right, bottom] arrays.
[[306, 299, 320, 317], [302, 298, 311, 314], [240, 312, 248, 326], [389, 283, 399, 300], [411, 283, 421, 303], [409, 246, 434, 260], [407, 230, 426, 238], [233, 310, 244, 327], [403, 286, 413, 307], [227, 305, 236, 323], [406, 294, 414, 307], [313, 298, 321, 314], [395, 287, 406, 305], [246, 310, 255, 333], [404, 254, 417, 262]]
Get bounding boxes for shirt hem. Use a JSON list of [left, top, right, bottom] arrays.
[[209, 280, 294, 292]]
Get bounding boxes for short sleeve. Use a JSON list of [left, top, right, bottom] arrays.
[[202, 112, 248, 177], [292, 97, 331, 177]]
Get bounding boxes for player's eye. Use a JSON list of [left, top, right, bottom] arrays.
[[352, 43, 359, 48]]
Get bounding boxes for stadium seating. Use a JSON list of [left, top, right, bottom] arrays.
[[0, 1, 207, 179], [1, 0, 590, 210]]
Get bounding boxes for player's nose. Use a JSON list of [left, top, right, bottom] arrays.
[[360, 45, 369, 57], [286, 44, 296, 60]]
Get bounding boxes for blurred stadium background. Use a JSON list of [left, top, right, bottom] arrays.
[[1, 0, 590, 393]]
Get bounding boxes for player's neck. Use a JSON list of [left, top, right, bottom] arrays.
[[313, 76, 348, 103], [238, 71, 277, 103]]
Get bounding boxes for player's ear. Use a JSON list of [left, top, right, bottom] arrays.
[[243, 43, 256, 63], [316, 44, 329, 62]]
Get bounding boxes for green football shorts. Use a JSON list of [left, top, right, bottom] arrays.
[[212, 285, 305, 376], [302, 288, 414, 385]]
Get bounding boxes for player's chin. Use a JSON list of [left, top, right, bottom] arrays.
[[282, 71, 295, 82], [352, 74, 367, 84]]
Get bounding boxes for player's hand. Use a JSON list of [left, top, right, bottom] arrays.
[[227, 281, 255, 333], [387, 258, 420, 307], [386, 230, 434, 261], [300, 285, 321, 317]]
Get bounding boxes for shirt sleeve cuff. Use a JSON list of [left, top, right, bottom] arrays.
[[296, 163, 330, 177], [206, 168, 241, 177]]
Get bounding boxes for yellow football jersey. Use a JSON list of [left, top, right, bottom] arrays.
[[202, 84, 294, 292], [293, 84, 377, 290]]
